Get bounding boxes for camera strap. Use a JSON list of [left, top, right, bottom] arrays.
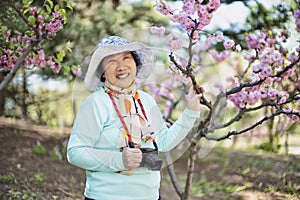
[[107, 90, 158, 150]]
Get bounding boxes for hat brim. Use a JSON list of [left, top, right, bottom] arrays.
[[84, 42, 153, 91]]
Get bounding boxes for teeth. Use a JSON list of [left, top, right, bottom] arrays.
[[117, 73, 129, 79]]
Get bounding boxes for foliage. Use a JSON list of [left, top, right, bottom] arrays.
[[0, 173, 15, 184], [0, 0, 168, 128], [0, 0, 78, 92], [0, 171, 46, 199], [32, 141, 46, 156]]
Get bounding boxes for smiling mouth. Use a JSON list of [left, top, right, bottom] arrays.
[[116, 73, 130, 79]]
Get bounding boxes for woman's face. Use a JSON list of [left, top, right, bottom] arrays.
[[102, 51, 137, 88]]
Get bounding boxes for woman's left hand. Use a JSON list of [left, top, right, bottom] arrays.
[[185, 86, 202, 111]]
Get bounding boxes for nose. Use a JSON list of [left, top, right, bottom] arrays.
[[116, 65, 127, 71]]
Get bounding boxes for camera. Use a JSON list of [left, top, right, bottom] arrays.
[[139, 148, 162, 171]]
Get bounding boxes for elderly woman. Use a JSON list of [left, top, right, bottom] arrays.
[[67, 36, 201, 200]]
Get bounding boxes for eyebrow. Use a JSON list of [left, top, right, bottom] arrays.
[[105, 52, 131, 63]]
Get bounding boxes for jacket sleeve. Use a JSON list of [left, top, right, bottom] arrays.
[[140, 91, 200, 152], [67, 93, 127, 172], [156, 108, 200, 152]]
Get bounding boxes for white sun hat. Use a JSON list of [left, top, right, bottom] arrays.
[[84, 36, 154, 91]]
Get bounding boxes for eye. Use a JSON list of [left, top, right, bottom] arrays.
[[123, 56, 131, 60], [106, 59, 117, 65]]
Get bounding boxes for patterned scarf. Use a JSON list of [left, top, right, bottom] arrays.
[[104, 81, 151, 148]]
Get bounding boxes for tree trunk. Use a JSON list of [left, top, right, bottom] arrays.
[[182, 141, 198, 200], [21, 68, 28, 119]]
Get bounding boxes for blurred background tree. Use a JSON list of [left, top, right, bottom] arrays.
[[0, 0, 298, 138]]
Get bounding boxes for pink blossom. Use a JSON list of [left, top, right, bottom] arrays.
[[278, 92, 288, 104], [159, 86, 170, 98], [22, 35, 30, 44], [209, 49, 230, 62], [150, 26, 165, 36], [166, 33, 173, 42], [167, 38, 184, 52], [53, 65, 61, 73], [207, 0, 221, 12], [288, 53, 298, 63], [235, 44, 242, 51], [247, 91, 261, 105], [294, 9, 300, 18], [290, 114, 300, 122], [156, 1, 171, 15], [47, 56, 56, 69], [192, 30, 199, 40], [194, 4, 202, 12], [181, 17, 194, 31], [71, 66, 82, 77], [45, 13, 63, 35], [29, 7, 37, 15], [260, 88, 268, 99], [260, 64, 273, 78], [4, 30, 11, 40], [266, 38, 276, 45], [17, 46, 23, 52], [228, 90, 247, 109], [244, 53, 255, 62], [246, 34, 259, 49], [282, 66, 296, 80], [223, 39, 235, 49], [193, 65, 200, 72], [285, 107, 300, 122], [182, 1, 194, 15], [215, 32, 223, 42], [180, 59, 188, 69], [11, 37, 18, 44], [267, 88, 278, 101], [37, 15, 44, 25], [293, 9, 300, 32], [197, 5, 208, 18], [214, 83, 225, 92]]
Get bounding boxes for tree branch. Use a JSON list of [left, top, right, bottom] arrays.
[[0, 41, 39, 92], [204, 109, 299, 141], [225, 57, 300, 96]]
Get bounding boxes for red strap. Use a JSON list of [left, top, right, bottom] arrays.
[[107, 90, 157, 147], [108, 91, 133, 144]]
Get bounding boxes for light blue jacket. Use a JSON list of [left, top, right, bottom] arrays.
[[67, 87, 200, 200]]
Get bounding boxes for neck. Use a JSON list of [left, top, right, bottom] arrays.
[[104, 81, 137, 95]]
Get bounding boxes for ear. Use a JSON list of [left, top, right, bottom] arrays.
[[100, 73, 106, 82]]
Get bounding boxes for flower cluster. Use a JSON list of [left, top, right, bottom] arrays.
[[1, 30, 62, 74], [228, 81, 290, 109], [150, 26, 166, 36], [28, 7, 64, 37], [227, 28, 300, 121], [153, 1, 300, 122], [294, 9, 300, 33], [156, 0, 220, 40], [166, 34, 184, 51], [0, 5, 81, 77], [45, 12, 64, 35]]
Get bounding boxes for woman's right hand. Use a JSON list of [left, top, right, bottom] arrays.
[[122, 147, 142, 170]]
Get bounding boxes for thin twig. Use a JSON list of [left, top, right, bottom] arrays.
[[204, 109, 299, 141]]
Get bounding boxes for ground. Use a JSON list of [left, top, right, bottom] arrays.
[[0, 120, 299, 200]]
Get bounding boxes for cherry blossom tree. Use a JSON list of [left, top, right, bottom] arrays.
[[0, 0, 81, 93], [150, 0, 300, 199]]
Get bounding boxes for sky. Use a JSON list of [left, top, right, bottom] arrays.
[[207, 0, 282, 29]]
